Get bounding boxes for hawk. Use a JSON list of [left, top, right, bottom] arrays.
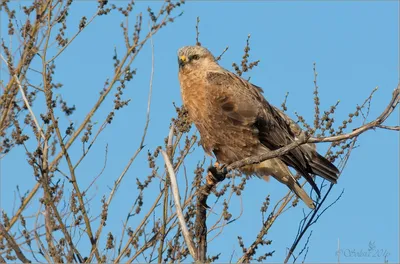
[[177, 46, 339, 209]]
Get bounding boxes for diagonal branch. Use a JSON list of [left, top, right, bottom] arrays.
[[161, 149, 197, 260], [0, 222, 32, 263], [0, 54, 45, 140]]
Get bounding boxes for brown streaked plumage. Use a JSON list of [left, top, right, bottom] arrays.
[[177, 46, 339, 209]]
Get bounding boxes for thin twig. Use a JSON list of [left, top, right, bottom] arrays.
[[114, 191, 163, 263], [378, 124, 400, 131], [0, 54, 45, 140], [46, 11, 98, 64], [195, 17, 201, 46], [284, 136, 356, 263], [237, 190, 294, 264], [216, 46, 229, 61]]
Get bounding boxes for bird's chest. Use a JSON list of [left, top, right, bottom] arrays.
[[179, 72, 211, 125], [179, 71, 260, 162]]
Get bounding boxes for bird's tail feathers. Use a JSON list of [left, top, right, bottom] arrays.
[[248, 159, 316, 209], [309, 152, 340, 183], [289, 180, 316, 209]]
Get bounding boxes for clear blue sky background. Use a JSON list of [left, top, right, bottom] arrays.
[[1, 1, 399, 263]]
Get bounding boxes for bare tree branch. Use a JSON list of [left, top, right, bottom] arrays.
[[195, 165, 227, 262], [0, 222, 32, 263], [0, 54, 45, 140], [378, 124, 400, 131], [161, 149, 197, 260]]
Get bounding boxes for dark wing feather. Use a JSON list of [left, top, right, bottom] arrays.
[[206, 70, 322, 195], [208, 71, 260, 126]]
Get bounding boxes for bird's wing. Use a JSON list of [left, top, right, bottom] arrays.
[[206, 70, 321, 195]]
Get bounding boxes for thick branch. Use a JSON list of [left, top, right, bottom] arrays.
[[195, 165, 226, 262]]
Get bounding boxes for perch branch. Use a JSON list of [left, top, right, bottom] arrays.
[[195, 165, 227, 262]]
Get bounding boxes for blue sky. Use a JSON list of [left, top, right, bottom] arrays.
[[1, 1, 399, 263]]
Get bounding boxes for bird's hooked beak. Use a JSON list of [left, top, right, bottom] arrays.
[[178, 55, 187, 69]]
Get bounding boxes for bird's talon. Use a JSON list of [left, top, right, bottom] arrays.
[[207, 162, 227, 184]]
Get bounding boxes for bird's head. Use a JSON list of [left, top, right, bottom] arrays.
[[177, 46, 216, 72]]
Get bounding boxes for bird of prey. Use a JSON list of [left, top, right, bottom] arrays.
[[177, 46, 339, 209]]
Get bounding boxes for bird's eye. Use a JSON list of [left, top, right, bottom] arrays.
[[191, 55, 200, 60]]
